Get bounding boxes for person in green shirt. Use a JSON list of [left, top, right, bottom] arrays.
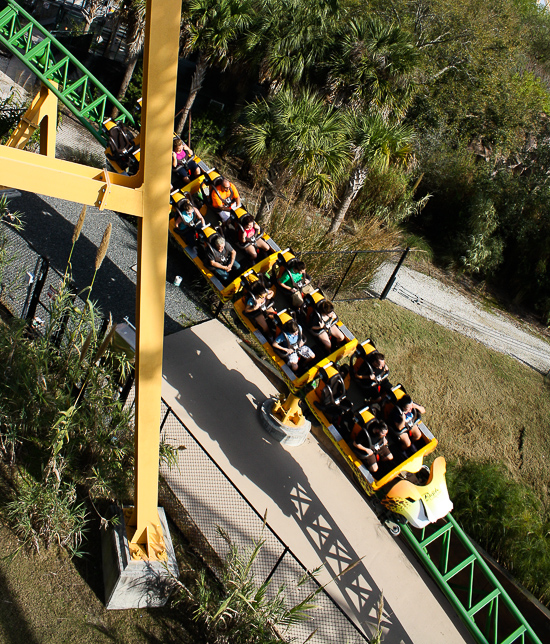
[[277, 259, 314, 307]]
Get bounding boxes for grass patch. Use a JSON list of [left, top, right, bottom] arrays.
[[337, 299, 550, 503], [0, 513, 197, 644]]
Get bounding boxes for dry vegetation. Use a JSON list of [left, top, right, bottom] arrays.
[[337, 298, 550, 504]]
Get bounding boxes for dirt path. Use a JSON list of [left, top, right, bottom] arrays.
[[370, 263, 550, 375]]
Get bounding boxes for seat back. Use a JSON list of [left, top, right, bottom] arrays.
[[350, 339, 376, 379]]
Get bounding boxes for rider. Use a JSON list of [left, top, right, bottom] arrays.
[[211, 177, 241, 224], [387, 395, 425, 451]]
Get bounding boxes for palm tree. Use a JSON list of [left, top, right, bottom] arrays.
[[326, 16, 420, 119], [111, 0, 146, 118], [327, 111, 414, 235], [248, 0, 343, 94], [176, 0, 253, 134], [241, 87, 350, 227], [82, 0, 104, 34]]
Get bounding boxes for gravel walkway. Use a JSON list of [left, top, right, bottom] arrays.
[[370, 263, 550, 375]]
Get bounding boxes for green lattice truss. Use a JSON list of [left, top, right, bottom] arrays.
[[0, 0, 134, 146], [402, 514, 542, 644]]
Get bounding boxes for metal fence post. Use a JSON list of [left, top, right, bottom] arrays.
[[21, 255, 42, 319], [25, 256, 49, 322], [380, 247, 410, 300], [264, 546, 289, 585], [332, 251, 358, 301]]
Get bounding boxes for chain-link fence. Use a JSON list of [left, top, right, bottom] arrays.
[[299, 247, 416, 302], [0, 219, 106, 343], [158, 399, 371, 644]]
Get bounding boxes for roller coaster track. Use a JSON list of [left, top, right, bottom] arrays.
[[0, 2, 543, 642], [0, 0, 134, 146], [403, 515, 542, 644]]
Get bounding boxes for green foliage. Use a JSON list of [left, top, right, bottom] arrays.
[[0, 92, 26, 143], [5, 476, 87, 556], [459, 195, 504, 275], [0, 204, 135, 552], [189, 105, 232, 159], [447, 459, 550, 603], [121, 59, 143, 116], [175, 526, 318, 643]]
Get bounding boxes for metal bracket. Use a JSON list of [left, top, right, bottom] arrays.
[[98, 169, 112, 211]]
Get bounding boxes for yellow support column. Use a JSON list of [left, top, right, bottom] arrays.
[[124, 0, 181, 560], [6, 82, 58, 156]]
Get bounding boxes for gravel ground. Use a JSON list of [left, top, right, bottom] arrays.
[[8, 192, 211, 334], [370, 263, 550, 375], [0, 66, 210, 334]]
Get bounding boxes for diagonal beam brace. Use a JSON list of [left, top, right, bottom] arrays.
[[0, 145, 143, 214]]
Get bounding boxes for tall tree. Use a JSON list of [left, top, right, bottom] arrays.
[[326, 16, 420, 119], [82, 0, 104, 34], [328, 111, 414, 235], [247, 0, 343, 94], [240, 87, 350, 227], [176, 0, 253, 134], [111, 0, 146, 118]]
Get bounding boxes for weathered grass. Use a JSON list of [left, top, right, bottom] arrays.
[[337, 299, 550, 503], [268, 201, 401, 296]]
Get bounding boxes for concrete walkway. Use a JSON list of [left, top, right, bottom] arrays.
[[160, 319, 474, 644]]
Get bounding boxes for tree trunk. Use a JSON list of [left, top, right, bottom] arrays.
[[327, 166, 368, 236], [111, 53, 139, 119], [256, 185, 277, 228], [104, 15, 122, 57], [176, 55, 208, 136], [255, 165, 282, 229]]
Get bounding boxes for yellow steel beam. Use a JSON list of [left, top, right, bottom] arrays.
[[7, 82, 58, 155], [125, 0, 180, 560], [271, 393, 307, 427], [0, 0, 181, 561], [0, 145, 143, 214]]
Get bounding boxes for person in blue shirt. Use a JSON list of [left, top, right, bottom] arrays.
[[271, 320, 315, 372], [174, 197, 205, 246], [388, 395, 425, 450]]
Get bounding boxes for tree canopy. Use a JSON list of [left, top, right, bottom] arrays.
[[175, 0, 550, 322]]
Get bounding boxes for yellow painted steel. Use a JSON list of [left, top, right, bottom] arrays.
[[126, 0, 181, 560], [7, 81, 58, 155], [271, 393, 307, 427], [0, 143, 143, 213], [0, 0, 181, 561]]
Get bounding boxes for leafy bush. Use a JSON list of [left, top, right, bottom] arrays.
[[447, 459, 550, 604], [0, 205, 137, 552], [174, 527, 318, 644], [0, 91, 26, 143], [5, 477, 87, 556]]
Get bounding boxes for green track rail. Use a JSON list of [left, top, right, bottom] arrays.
[[0, 0, 134, 146], [402, 513, 543, 644]]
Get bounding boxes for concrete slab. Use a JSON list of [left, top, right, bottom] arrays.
[[161, 319, 474, 644]]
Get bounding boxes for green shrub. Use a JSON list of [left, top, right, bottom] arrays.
[[448, 459, 550, 604], [5, 477, 87, 556], [174, 527, 318, 644]]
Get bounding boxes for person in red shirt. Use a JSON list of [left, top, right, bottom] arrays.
[[211, 177, 241, 223]]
